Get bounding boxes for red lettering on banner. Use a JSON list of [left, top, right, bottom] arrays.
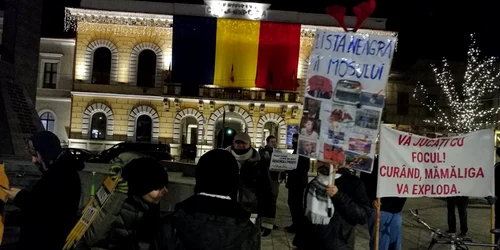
[[380, 165, 421, 179], [411, 152, 446, 163], [410, 137, 465, 149], [397, 184, 409, 194], [424, 166, 485, 179], [411, 184, 458, 195], [398, 135, 411, 146]]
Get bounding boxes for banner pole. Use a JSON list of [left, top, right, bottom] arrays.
[[492, 204, 495, 244], [374, 198, 381, 250]]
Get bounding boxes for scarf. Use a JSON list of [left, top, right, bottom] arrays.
[[231, 148, 254, 168], [305, 173, 341, 225]]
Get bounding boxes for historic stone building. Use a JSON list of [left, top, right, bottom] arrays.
[[47, 0, 397, 159]]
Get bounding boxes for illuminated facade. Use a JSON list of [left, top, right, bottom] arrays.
[[42, 0, 396, 159]]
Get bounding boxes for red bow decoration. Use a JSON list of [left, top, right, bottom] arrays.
[[325, 0, 376, 32]]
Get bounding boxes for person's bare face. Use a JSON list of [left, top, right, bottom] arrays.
[[317, 80, 325, 91], [305, 121, 313, 131], [234, 141, 250, 150], [308, 99, 318, 113], [142, 187, 168, 204], [267, 138, 277, 148]]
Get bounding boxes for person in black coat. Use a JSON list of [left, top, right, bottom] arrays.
[[360, 155, 407, 250], [77, 157, 169, 250], [293, 165, 370, 250], [285, 133, 310, 233], [164, 149, 261, 250], [4, 131, 83, 250]]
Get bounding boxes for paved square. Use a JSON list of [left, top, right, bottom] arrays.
[[266, 185, 492, 250]]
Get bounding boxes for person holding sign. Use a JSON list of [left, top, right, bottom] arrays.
[[293, 162, 370, 250], [225, 133, 274, 237], [3, 131, 83, 250]]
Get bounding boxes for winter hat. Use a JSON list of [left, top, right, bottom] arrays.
[[29, 131, 62, 167], [233, 133, 251, 145], [122, 157, 169, 196], [195, 149, 239, 200]]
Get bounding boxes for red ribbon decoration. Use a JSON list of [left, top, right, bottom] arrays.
[[325, 0, 376, 32]]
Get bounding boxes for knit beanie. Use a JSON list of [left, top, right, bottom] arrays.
[[30, 131, 62, 168], [121, 158, 169, 196], [195, 149, 239, 200]]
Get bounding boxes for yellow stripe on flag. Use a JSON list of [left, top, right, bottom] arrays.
[[214, 19, 260, 88]]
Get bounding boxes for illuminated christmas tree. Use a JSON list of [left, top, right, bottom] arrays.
[[413, 33, 500, 134]]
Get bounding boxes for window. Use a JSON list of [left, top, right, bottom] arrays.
[[263, 122, 278, 146], [90, 113, 107, 140], [92, 48, 112, 85], [43, 63, 58, 89], [136, 115, 152, 142], [39, 112, 55, 132], [397, 92, 410, 115], [181, 117, 198, 145], [137, 50, 157, 88]]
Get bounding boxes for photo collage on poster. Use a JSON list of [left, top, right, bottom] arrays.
[[300, 76, 384, 172]]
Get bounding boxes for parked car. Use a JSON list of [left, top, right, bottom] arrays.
[[63, 148, 96, 162], [96, 142, 173, 163]]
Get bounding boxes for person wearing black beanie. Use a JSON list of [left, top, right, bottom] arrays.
[[4, 131, 82, 250], [168, 149, 261, 250], [78, 157, 169, 250]]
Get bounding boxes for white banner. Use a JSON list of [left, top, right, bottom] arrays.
[[297, 30, 396, 173], [377, 125, 494, 198], [270, 151, 298, 171]]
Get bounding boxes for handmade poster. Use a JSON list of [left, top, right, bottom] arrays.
[[298, 30, 396, 173], [269, 151, 299, 171], [377, 125, 494, 198], [0, 163, 8, 245]]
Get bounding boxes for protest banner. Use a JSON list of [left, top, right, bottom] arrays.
[[377, 125, 494, 198], [270, 151, 299, 171], [297, 30, 396, 173]]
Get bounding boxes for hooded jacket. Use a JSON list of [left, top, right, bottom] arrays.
[[225, 146, 274, 224], [15, 132, 83, 250], [293, 168, 370, 250]]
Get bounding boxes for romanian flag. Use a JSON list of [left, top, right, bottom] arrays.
[[172, 16, 301, 91]]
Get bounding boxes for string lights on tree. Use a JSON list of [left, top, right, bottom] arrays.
[[414, 33, 500, 134]]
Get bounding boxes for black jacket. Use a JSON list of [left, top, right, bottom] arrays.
[[293, 168, 370, 250], [162, 195, 261, 250], [258, 146, 281, 181], [226, 147, 274, 223], [360, 156, 406, 213], [78, 194, 161, 250], [286, 149, 310, 189], [15, 152, 83, 250]]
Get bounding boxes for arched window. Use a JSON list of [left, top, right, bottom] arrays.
[[90, 113, 107, 140], [39, 112, 55, 133], [92, 47, 112, 85], [136, 115, 152, 142], [262, 122, 278, 145], [137, 50, 157, 88], [180, 117, 198, 145]]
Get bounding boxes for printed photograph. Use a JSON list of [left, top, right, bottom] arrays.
[[300, 115, 320, 139], [315, 161, 331, 175], [348, 137, 373, 154], [298, 137, 317, 158], [320, 103, 356, 144], [322, 143, 346, 165], [332, 79, 362, 105], [345, 151, 374, 172], [354, 108, 380, 130], [307, 75, 333, 100], [360, 92, 385, 109], [304, 97, 321, 119]]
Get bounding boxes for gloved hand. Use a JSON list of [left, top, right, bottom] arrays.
[[261, 227, 272, 237], [486, 196, 496, 205]]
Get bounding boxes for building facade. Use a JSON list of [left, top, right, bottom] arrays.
[[42, 0, 397, 159]]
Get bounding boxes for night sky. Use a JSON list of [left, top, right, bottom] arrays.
[[42, 0, 500, 70]]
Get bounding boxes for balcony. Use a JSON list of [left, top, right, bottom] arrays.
[[72, 81, 302, 103], [164, 84, 301, 103]]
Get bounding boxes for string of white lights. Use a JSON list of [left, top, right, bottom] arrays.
[[413, 33, 500, 134]]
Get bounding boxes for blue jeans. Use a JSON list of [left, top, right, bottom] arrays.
[[368, 209, 402, 250]]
